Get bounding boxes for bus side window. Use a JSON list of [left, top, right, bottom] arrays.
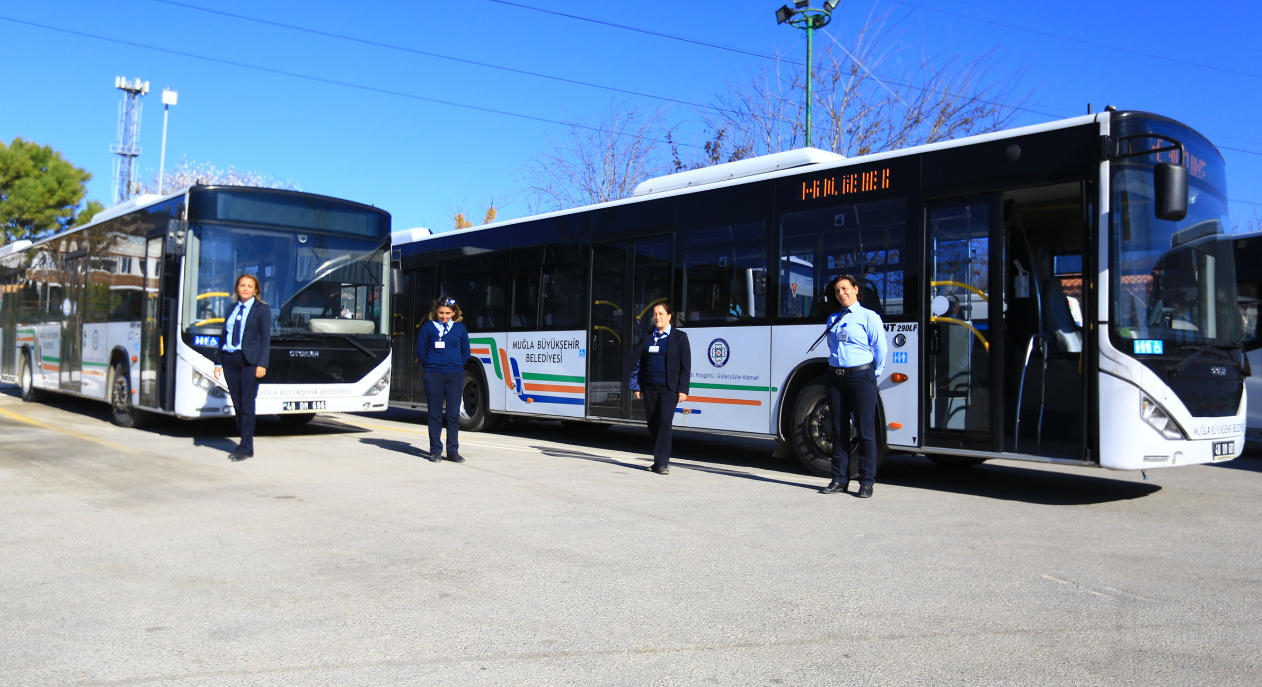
[[779, 198, 908, 321], [680, 221, 766, 325]]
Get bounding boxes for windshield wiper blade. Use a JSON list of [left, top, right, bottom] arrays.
[[1168, 343, 1242, 378], [334, 334, 376, 358]]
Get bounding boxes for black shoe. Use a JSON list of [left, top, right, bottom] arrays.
[[446, 453, 465, 463], [856, 484, 873, 498], [229, 451, 252, 462], [650, 465, 669, 475], [819, 480, 849, 494], [428, 451, 443, 463]]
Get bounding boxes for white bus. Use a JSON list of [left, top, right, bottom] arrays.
[[390, 110, 1245, 475], [0, 186, 394, 427]]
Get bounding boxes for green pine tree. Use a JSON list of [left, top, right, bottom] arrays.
[[0, 137, 92, 245]]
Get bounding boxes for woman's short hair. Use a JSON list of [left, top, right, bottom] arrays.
[[234, 273, 265, 304], [428, 296, 463, 322]]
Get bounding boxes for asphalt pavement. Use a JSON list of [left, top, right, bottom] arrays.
[[1, 387, 1259, 686]]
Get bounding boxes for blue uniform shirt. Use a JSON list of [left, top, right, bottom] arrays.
[[826, 302, 887, 376], [221, 298, 256, 354], [639, 326, 671, 386]]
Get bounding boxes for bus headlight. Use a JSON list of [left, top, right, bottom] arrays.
[[1140, 392, 1186, 440], [365, 368, 391, 396], [192, 369, 227, 398]]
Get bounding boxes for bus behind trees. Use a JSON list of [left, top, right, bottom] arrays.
[[0, 186, 393, 427], [390, 110, 1245, 475]]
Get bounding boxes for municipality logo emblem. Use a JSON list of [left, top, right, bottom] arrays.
[[708, 338, 730, 368]]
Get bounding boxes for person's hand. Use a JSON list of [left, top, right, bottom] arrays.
[[213, 366, 222, 380], [255, 366, 267, 379], [678, 393, 687, 403], [634, 391, 642, 400]]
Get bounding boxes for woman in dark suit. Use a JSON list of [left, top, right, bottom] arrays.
[[213, 273, 271, 462], [415, 297, 471, 463], [623, 301, 691, 475]]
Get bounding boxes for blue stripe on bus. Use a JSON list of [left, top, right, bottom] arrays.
[[478, 357, 493, 364], [518, 394, 585, 406], [675, 408, 701, 414]]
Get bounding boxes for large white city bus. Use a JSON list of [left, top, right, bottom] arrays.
[[0, 186, 393, 427], [390, 110, 1245, 476]]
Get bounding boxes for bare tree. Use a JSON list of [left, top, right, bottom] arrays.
[[517, 102, 670, 213], [690, 6, 1032, 163], [140, 157, 301, 195]]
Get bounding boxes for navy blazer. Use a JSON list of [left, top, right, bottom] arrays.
[[214, 299, 272, 367], [415, 319, 472, 372], [623, 328, 691, 394]]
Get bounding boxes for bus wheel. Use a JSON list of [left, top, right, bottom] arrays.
[[19, 351, 45, 403], [460, 368, 499, 432], [928, 455, 986, 469], [108, 361, 149, 428], [279, 413, 316, 426], [789, 376, 888, 478]]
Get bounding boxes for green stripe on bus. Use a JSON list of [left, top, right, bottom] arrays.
[[81, 361, 109, 367], [40, 356, 60, 363], [690, 382, 771, 392], [521, 372, 586, 383]]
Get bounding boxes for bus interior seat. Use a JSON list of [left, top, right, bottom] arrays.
[[1042, 276, 1082, 353]]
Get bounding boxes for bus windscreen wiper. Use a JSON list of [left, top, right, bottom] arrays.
[[1167, 342, 1242, 378], [333, 333, 375, 358]]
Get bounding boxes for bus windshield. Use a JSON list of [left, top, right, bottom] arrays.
[[1110, 119, 1241, 350], [184, 223, 390, 337]]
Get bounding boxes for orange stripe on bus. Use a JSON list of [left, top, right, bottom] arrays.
[[499, 349, 514, 389], [470, 347, 491, 355], [523, 383, 584, 394], [684, 396, 761, 406]]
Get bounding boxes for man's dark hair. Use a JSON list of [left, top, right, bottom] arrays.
[[836, 274, 861, 290]]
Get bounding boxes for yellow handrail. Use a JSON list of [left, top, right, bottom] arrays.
[[930, 280, 988, 302], [638, 297, 669, 319], [930, 316, 989, 352], [193, 318, 226, 327], [196, 292, 231, 300], [593, 325, 622, 344], [594, 300, 621, 309]]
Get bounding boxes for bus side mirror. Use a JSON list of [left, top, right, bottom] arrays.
[[1154, 163, 1188, 222]]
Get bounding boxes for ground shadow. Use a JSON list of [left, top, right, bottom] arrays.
[[877, 453, 1161, 505], [193, 436, 238, 454], [359, 437, 431, 459], [136, 414, 370, 441], [528, 444, 822, 491]]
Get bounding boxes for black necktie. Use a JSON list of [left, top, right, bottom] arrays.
[[232, 304, 245, 347]]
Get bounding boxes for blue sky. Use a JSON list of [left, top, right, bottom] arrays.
[[1, 0, 1259, 232]]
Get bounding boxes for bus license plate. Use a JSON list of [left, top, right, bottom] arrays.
[[282, 401, 325, 413], [1212, 440, 1235, 460]]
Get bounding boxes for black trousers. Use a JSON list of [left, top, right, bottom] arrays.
[[640, 383, 679, 468], [424, 370, 463, 455], [221, 350, 259, 454], [826, 367, 878, 486]]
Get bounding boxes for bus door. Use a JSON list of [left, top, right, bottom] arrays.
[[924, 198, 1003, 452], [389, 266, 434, 404], [924, 188, 1090, 460], [138, 237, 164, 408], [59, 253, 86, 393], [588, 236, 672, 420]]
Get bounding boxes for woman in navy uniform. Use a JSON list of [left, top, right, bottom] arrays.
[[819, 275, 887, 498], [623, 302, 691, 475], [415, 297, 471, 462], [213, 273, 271, 462]]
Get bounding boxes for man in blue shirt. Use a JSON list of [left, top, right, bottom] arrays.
[[820, 275, 887, 498]]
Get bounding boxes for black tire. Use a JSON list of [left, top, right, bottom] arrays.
[[108, 361, 149, 428], [459, 367, 499, 432], [928, 455, 987, 469], [788, 376, 887, 478], [19, 350, 45, 403], [279, 413, 317, 426]]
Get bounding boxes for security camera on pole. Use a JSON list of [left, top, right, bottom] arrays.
[[775, 0, 840, 149]]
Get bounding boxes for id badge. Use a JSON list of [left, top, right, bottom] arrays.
[[838, 330, 849, 343], [648, 345, 661, 353], [435, 341, 446, 349]]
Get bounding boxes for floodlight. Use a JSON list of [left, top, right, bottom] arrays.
[[794, 0, 809, 7], [824, 0, 840, 11], [162, 88, 178, 106], [776, 5, 795, 23]]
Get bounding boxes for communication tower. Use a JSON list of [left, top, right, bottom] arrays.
[[111, 76, 149, 205]]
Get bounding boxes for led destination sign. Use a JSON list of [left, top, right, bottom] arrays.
[[801, 166, 892, 200]]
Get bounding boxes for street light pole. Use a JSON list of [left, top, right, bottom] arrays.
[[159, 88, 178, 194], [776, 0, 839, 149]]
